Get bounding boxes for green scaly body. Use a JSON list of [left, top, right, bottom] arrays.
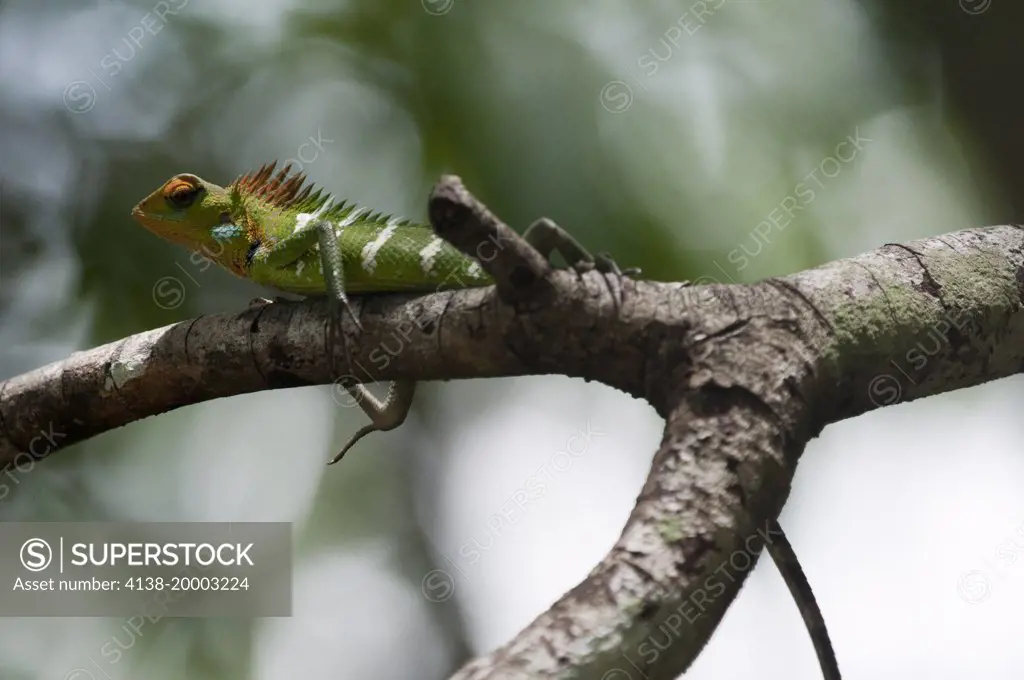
[[131, 161, 492, 295]]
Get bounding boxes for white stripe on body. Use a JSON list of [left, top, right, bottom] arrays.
[[293, 198, 333, 233], [419, 237, 445, 276], [360, 224, 398, 274]]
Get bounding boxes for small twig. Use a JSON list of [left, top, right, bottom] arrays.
[[428, 174, 552, 302]]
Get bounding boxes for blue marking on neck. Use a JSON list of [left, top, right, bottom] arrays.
[[211, 223, 244, 243]]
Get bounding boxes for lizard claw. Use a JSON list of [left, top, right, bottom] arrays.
[[587, 252, 639, 311], [326, 313, 344, 374], [593, 252, 622, 276], [328, 424, 376, 464], [594, 251, 640, 277], [338, 292, 364, 332]]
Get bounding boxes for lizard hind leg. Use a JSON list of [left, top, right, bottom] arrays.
[[521, 218, 637, 308], [329, 381, 417, 464], [299, 217, 416, 463]]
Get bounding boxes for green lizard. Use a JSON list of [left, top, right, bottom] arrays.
[[131, 162, 626, 462], [131, 161, 840, 680]]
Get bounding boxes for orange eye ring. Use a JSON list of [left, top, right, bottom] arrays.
[[163, 179, 201, 209]]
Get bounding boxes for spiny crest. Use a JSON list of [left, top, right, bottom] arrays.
[[230, 161, 413, 227], [230, 161, 324, 212]]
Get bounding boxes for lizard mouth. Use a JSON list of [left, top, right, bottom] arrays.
[[130, 205, 170, 225], [129, 206, 168, 232]]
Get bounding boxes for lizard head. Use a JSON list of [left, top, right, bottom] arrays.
[[132, 163, 340, 276], [131, 173, 246, 266]]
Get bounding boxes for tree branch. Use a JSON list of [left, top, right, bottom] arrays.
[[2, 178, 1023, 678], [429, 174, 553, 301]]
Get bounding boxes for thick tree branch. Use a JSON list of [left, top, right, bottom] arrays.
[[1, 181, 1023, 679]]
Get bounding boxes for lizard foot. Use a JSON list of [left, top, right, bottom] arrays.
[[520, 217, 639, 311], [573, 252, 639, 311], [328, 380, 417, 465]]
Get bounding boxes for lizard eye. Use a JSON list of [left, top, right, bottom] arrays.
[[163, 179, 202, 209]]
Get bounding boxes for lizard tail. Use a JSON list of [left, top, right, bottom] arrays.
[[764, 518, 842, 680]]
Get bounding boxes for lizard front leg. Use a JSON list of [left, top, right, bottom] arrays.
[[248, 218, 363, 331]]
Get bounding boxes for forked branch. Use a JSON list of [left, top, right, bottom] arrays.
[[2, 180, 1023, 679]]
